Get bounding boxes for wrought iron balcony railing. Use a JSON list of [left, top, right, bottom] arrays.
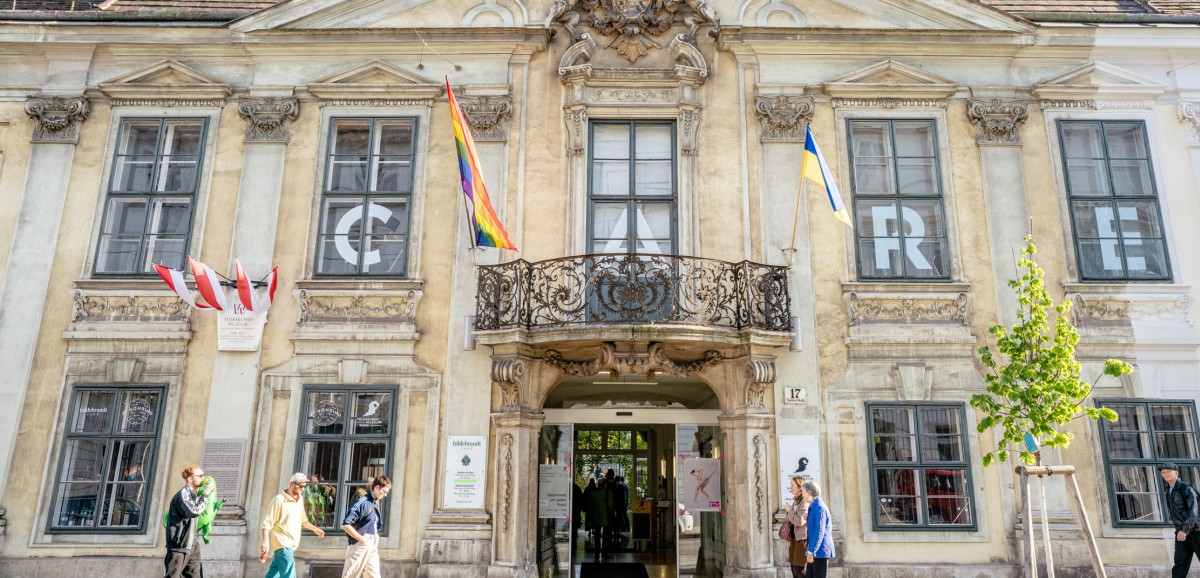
[[475, 253, 791, 332]]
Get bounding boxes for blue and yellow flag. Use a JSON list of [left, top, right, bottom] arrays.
[[801, 125, 852, 227]]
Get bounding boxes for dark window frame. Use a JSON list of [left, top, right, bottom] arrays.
[[314, 117, 418, 277], [294, 385, 398, 535], [847, 118, 952, 282], [866, 402, 977, 531], [1096, 399, 1200, 527], [1057, 120, 1172, 282], [586, 120, 678, 256], [47, 383, 167, 534], [93, 117, 209, 277]]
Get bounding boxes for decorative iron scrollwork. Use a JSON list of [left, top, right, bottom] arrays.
[[475, 254, 790, 332]]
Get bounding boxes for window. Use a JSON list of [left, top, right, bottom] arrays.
[[95, 119, 207, 275], [848, 120, 949, 280], [1098, 400, 1200, 525], [296, 387, 395, 532], [315, 118, 415, 276], [49, 385, 165, 532], [867, 403, 974, 529], [588, 121, 676, 255], [1059, 121, 1170, 281]]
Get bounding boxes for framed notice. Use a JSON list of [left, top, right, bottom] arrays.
[[442, 436, 487, 509], [201, 438, 247, 504], [779, 434, 821, 509], [538, 463, 571, 519], [216, 308, 268, 351]]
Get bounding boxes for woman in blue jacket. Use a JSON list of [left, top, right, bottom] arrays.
[[802, 480, 835, 578]]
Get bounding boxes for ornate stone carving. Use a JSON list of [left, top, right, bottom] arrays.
[[458, 95, 513, 142], [548, 0, 719, 62], [319, 99, 435, 108], [846, 292, 970, 326], [967, 98, 1029, 146], [0, 506, 6, 537], [295, 289, 419, 324], [753, 433, 765, 532], [1071, 294, 1192, 326], [650, 344, 721, 376], [743, 359, 776, 409], [110, 98, 225, 108], [1039, 99, 1153, 110], [491, 359, 525, 409], [753, 95, 814, 142], [543, 350, 600, 377], [566, 108, 587, 156], [72, 290, 191, 323], [832, 98, 947, 109], [589, 88, 678, 103], [679, 108, 698, 155], [501, 433, 514, 532], [237, 97, 300, 143], [25, 96, 90, 144], [1180, 101, 1200, 145]]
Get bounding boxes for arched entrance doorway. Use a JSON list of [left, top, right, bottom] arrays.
[[538, 377, 726, 578]]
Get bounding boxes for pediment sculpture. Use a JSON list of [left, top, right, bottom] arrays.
[[548, 0, 719, 62]]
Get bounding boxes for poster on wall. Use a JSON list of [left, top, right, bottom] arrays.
[[441, 436, 487, 509], [676, 425, 699, 457], [538, 463, 572, 519], [778, 434, 821, 509], [216, 307, 268, 351], [678, 457, 721, 512]]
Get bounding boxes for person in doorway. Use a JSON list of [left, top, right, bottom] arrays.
[[1162, 462, 1200, 578], [341, 475, 391, 578], [261, 472, 326, 578], [613, 476, 629, 533], [802, 480, 835, 578], [784, 475, 810, 578], [163, 465, 213, 578], [572, 481, 584, 547], [586, 477, 613, 561]]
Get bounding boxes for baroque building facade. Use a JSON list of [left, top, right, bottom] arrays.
[[0, 0, 1199, 576]]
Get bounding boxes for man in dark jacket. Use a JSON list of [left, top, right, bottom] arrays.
[[1162, 462, 1200, 578], [164, 465, 212, 578]]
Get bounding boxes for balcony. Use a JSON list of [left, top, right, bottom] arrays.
[[474, 254, 791, 333]]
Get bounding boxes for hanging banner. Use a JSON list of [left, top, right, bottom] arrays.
[[679, 457, 721, 512], [538, 463, 572, 519], [216, 306, 268, 351], [442, 436, 488, 509], [778, 434, 822, 509]]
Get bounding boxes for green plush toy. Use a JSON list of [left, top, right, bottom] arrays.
[[163, 475, 226, 544]]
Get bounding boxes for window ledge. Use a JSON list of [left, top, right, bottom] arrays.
[[297, 278, 424, 292], [69, 280, 192, 331], [861, 528, 987, 543]]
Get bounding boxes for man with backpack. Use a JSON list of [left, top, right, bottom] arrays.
[[341, 476, 392, 578]]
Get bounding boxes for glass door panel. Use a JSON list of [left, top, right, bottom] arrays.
[[677, 424, 725, 578]]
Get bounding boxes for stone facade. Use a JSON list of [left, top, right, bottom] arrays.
[[0, 1, 1197, 577]]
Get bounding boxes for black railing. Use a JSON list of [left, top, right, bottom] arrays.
[[475, 253, 791, 332]]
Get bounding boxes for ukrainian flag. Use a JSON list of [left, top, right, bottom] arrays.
[[802, 125, 852, 227]]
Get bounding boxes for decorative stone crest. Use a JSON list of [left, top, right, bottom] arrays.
[[753, 95, 814, 142], [1071, 293, 1192, 326], [743, 359, 776, 409], [237, 97, 300, 143], [72, 290, 191, 323], [966, 98, 1029, 146], [295, 289, 419, 324], [458, 95, 513, 142], [491, 359, 526, 409], [25, 96, 90, 144], [548, 0, 720, 62], [1180, 101, 1200, 145], [845, 292, 970, 326]]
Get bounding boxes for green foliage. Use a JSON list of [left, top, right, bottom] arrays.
[[971, 236, 1131, 467]]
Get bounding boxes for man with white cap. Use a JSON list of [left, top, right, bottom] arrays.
[[1162, 462, 1200, 578], [261, 472, 326, 578]]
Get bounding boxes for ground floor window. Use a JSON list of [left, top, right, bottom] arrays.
[[1098, 399, 1200, 525], [296, 386, 396, 532], [867, 403, 975, 529], [49, 385, 165, 532]]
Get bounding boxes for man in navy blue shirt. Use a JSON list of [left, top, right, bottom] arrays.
[[340, 476, 391, 578]]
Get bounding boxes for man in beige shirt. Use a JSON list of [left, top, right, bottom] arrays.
[[261, 472, 326, 578]]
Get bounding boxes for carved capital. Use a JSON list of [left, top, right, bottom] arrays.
[[491, 358, 526, 409], [458, 95, 513, 142], [237, 97, 299, 143], [743, 359, 776, 409], [967, 98, 1029, 146], [25, 96, 90, 144], [1180, 101, 1200, 146], [753, 95, 814, 142]]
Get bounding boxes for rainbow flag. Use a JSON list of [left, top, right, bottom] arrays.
[[801, 125, 852, 227], [122, 464, 143, 481], [447, 78, 517, 251]]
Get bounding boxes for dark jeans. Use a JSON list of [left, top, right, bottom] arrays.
[[806, 557, 828, 578], [1174, 530, 1200, 578], [164, 540, 203, 578], [590, 527, 606, 559]]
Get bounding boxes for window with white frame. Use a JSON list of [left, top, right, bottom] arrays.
[[1058, 120, 1170, 281], [1098, 400, 1200, 525], [868, 403, 975, 529], [94, 119, 206, 275], [848, 119, 950, 281], [315, 118, 415, 276], [49, 385, 165, 532]]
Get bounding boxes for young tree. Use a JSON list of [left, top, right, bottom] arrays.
[[971, 235, 1131, 466]]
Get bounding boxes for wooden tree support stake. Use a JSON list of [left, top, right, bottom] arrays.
[[1016, 465, 1107, 578]]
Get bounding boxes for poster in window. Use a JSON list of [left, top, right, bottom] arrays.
[[678, 457, 721, 512]]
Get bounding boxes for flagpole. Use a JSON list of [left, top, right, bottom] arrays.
[[789, 162, 808, 258]]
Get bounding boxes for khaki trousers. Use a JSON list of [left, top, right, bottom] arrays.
[[342, 533, 380, 578]]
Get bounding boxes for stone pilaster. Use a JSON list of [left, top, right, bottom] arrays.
[[719, 411, 777, 578], [0, 96, 90, 506], [486, 354, 545, 578]]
